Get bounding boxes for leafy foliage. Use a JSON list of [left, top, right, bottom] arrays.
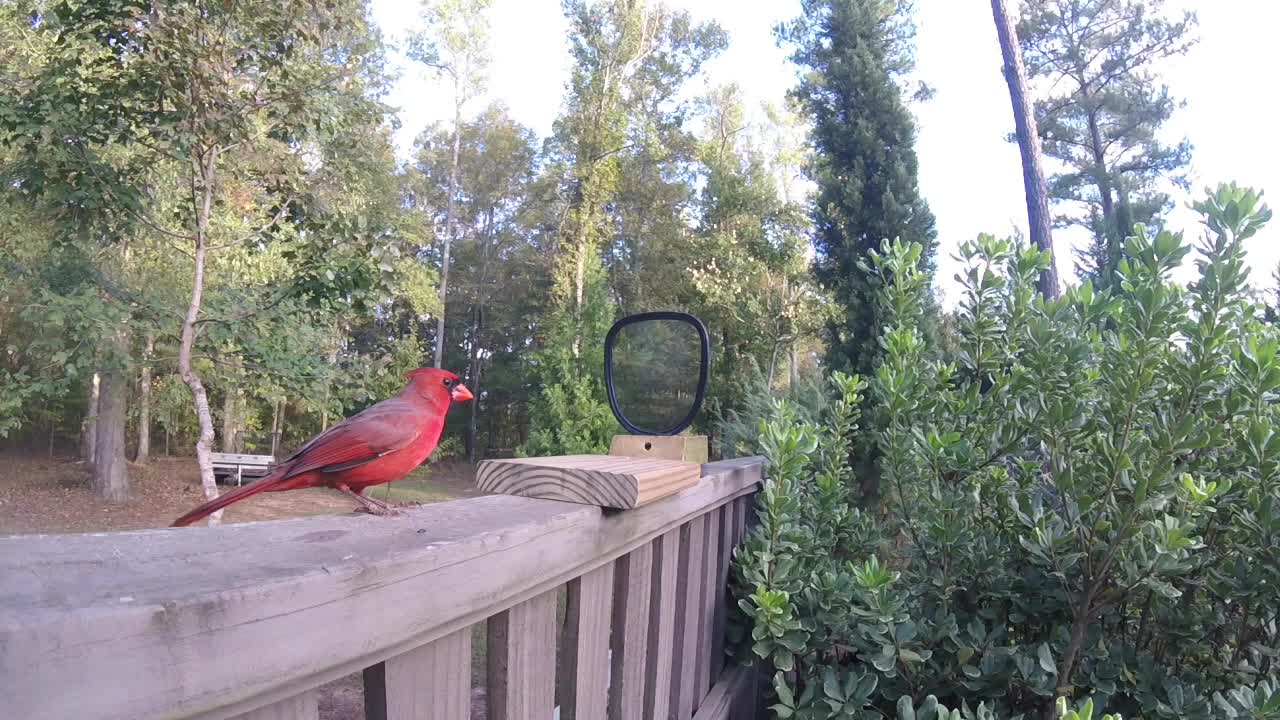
[[734, 184, 1279, 720]]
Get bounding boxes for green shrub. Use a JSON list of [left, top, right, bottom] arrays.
[[715, 362, 831, 459], [734, 184, 1278, 720], [519, 374, 617, 457]]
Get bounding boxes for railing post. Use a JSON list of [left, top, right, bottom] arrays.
[[487, 590, 558, 720], [609, 543, 653, 720], [364, 628, 471, 720], [560, 563, 614, 720], [671, 513, 707, 720], [644, 529, 681, 720]]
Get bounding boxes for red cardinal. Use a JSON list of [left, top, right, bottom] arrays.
[[171, 368, 473, 527]]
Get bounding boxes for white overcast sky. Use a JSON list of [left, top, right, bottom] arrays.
[[369, 0, 1279, 306]]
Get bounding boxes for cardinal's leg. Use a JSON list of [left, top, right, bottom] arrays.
[[338, 485, 398, 517], [359, 490, 396, 512]]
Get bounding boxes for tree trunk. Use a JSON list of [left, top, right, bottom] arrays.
[[1050, 597, 1095, 720], [82, 371, 100, 461], [572, 228, 588, 361], [321, 334, 338, 431], [221, 389, 239, 453], [992, 0, 1059, 299], [467, 311, 484, 464], [435, 88, 463, 369], [270, 399, 283, 459], [135, 333, 153, 464], [91, 359, 130, 502], [1085, 110, 1122, 284], [180, 145, 223, 526]]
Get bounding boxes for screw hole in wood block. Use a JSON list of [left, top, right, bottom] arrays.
[[609, 435, 709, 464]]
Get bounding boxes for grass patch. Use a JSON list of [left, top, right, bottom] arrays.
[[366, 465, 471, 506]]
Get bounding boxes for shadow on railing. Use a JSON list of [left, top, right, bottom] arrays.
[[0, 456, 766, 720]]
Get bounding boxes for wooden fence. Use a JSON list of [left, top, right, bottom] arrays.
[[0, 456, 765, 720]]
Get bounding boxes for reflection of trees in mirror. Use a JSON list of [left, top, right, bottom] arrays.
[[612, 319, 701, 433]]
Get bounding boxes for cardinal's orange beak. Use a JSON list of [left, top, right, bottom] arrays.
[[451, 383, 474, 402]]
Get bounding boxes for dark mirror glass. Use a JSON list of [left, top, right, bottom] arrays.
[[606, 314, 708, 435]]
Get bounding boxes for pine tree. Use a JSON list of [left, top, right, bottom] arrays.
[[779, 0, 936, 379], [1019, 0, 1196, 287]]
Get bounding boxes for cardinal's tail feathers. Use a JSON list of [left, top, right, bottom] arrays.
[[170, 469, 287, 528]]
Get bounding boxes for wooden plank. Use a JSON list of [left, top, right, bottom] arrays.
[[711, 505, 733, 683], [644, 530, 680, 720], [695, 510, 721, 701], [732, 496, 748, 545], [671, 515, 707, 720], [230, 691, 317, 720], [487, 591, 558, 720], [477, 454, 701, 508], [559, 564, 614, 720], [0, 458, 763, 720], [364, 628, 471, 720], [610, 435, 710, 464], [609, 544, 653, 720], [689, 665, 753, 720]]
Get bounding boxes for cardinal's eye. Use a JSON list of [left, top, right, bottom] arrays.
[[443, 378, 454, 389]]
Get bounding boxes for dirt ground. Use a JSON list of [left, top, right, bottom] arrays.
[[0, 453, 484, 535], [0, 452, 490, 719]]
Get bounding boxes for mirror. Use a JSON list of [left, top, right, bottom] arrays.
[[604, 312, 710, 436]]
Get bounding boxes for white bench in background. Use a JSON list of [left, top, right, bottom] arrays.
[[210, 452, 275, 486]]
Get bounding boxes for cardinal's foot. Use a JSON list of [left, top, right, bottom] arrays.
[[352, 504, 403, 517]]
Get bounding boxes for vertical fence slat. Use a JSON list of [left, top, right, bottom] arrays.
[[488, 590, 558, 720], [671, 514, 707, 720], [560, 563, 614, 720], [733, 494, 748, 545], [645, 529, 680, 720], [610, 542, 654, 720], [231, 691, 317, 720], [695, 508, 721, 702], [711, 504, 733, 683], [362, 627, 471, 720]]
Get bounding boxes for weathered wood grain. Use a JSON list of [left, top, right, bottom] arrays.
[[609, 544, 653, 720], [672, 515, 707, 720], [695, 509, 721, 702], [487, 591, 558, 720], [711, 505, 733, 683], [364, 627, 471, 720], [609, 435, 709, 464], [477, 455, 701, 508], [230, 691, 317, 720], [644, 530, 680, 720], [0, 458, 763, 720], [559, 564, 614, 720]]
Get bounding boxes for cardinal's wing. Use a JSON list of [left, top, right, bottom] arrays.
[[278, 400, 424, 478]]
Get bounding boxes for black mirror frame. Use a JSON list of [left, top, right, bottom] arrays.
[[603, 311, 711, 436]]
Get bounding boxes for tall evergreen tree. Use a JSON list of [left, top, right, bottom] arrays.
[[1019, 0, 1196, 287], [779, 0, 936, 380]]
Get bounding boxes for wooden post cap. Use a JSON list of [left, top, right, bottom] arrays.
[[476, 455, 701, 509]]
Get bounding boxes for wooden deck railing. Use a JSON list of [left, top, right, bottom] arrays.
[[0, 456, 765, 720]]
